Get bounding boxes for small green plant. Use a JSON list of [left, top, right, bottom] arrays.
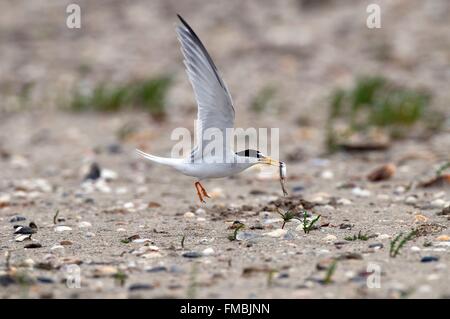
[[250, 85, 278, 114], [15, 270, 34, 299], [120, 238, 131, 244], [113, 270, 128, 287], [5, 251, 11, 271], [390, 230, 417, 257], [326, 76, 436, 152], [345, 230, 376, 241], [70, 75, 172, 119], [323, 260, 337, 285], [181, 235, 186, 249], [436, 161, 450, 176], [276, 208, 297, 229], [186, 263, 198, 298], [228, 223, 245, 241], [301, 211, 321, 234], [53, 209, 60, 225], [267, 269, 277, 288]]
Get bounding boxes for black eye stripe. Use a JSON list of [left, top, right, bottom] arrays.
[[236, 149, 260, 158]]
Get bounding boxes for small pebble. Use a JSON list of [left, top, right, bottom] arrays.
[[54, 226, 72, 232], [264, 229, 288, 238], [10, 216, 26, 223], [146, 266, 167, 273], [15, 234, 31, 242], [421, 256, 439, 263], [60, 240, 73, 246], [195, 208, 206, 215], [321, 170, 334, 179], [322, 235, 337, 243], [78, 221, 92, 228], [24, 243, 42, 249], [128, 283, 154, 291], [414, 214, 428, 223], [202, 247, 215, 256], [430, 199, 447, 209], [183, 212, 195, 219], [182, 251, 202, 258], [436, 235, 450, 241], [336, 198, 352, 205], [352, 187, 371, 197], [368, 243, 383, 249], [394, 186, 406, 194], [236, 232, 259, 241], [14, 226, 36, 235], [410, 246, 421, 252], [405, 195, 418, 204], [378, 234, 390, 240]]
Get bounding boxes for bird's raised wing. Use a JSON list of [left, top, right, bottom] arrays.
[[176, 15, 235, 161]]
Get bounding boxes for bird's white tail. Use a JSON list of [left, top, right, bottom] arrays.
[[136, 149, 181, 166]]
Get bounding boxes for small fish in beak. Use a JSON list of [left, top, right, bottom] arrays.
[[258, 156, 288, 196]]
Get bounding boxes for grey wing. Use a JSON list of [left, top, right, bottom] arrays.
[[176, 15, 235, 161]]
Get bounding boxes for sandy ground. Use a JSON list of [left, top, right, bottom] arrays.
[[0, 0, 449, 299]]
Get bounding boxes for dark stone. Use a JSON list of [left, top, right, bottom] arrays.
[[107, 143, 122, 154], [0, 275, 15, 287], [14, 226, 36, 235], [10, 216, 26, 223], [37, 277, 54, 284], [128, 283, 154, 291], [421, 256, 439, 263], [369, 243, 383, 249], [24, 243, 42, 249], [182, 251, 202, 258], [146, 266, 167, 273], [84, 163, 101, 181]]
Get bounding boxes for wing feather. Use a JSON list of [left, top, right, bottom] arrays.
[[176, 15, 235, 160]]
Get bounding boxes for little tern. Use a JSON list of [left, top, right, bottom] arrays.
[[137, 15, 280, 203]]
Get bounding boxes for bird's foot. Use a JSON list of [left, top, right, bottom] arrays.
[[199, 184, 210, 198], [194, 182, 206, 203]]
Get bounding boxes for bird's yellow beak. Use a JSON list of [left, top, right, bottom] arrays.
[[259, 156, 280, 166]]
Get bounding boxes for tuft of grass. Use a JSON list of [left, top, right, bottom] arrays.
[[323, 260, 337, 285], [5, 251, 11, 271], [267, 269, 277, 288], [276, 208, 297, 229], [228, 223, 245, 241], [113, 270, 128, 287], [345, 230, 376, 241], [53, 210, 60, 225], [436, 161, 450, 176], [301, 211, 321, 234], [326, 76, 436, 151], [181, 235, 186, 249], [250, 85, 278, 114], [389, 230, 417, 258], [186, 263, 198, 299], [70, 75, 172, 119]]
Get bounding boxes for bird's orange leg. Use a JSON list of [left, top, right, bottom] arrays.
[[197, 181, 210, 198], [194, 182, 205, 203]]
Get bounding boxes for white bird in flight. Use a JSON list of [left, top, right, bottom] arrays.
[[137, 15, 281, 203]]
